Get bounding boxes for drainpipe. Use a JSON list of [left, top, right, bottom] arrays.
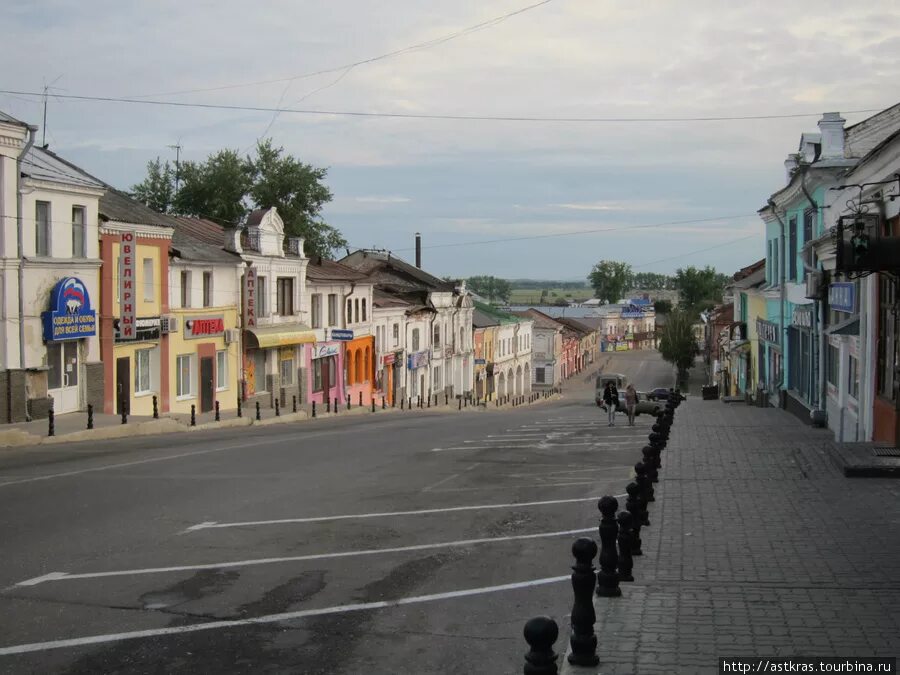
[[16, 125, 38, 371], [798, 166, 827, 424], [767, 199, 787, 404]]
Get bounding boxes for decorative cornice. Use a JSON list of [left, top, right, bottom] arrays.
[[25, 178, 105, 198], [101, 222, 173, 239]]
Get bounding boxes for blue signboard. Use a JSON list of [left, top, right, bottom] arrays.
[[621, 304, 645, 319], [42, 277, 97, 341], [408, 350, 430, 370], [474, 358, 486, 365], [829, 282, 856, 313], [629, 298, 652, 306], [330, 329, 354, 341]]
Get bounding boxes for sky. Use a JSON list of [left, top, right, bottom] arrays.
[[3, 0, 899, 281]]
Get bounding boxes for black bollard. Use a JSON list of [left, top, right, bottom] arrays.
[[359, 391, 363, 408], [459, 398, 462, 411], [464, 396, 467, 408], [86, 404, 94, 430], [371, 398, 375, 413], [617, 510, 635, 582], [642, 447, 658, 495], [401, 397, 405, 410], [312, 400, 317, 418], [408, 397, 412, 410], [327, 398, 332, 413], [427, 395, 431, 408], [237, 396, 242, 418], [567, 538, 599, 667], [634, 462, 651, 526], [445, 393, 449, 406], [419, 396, 423, 409], [293, 395, 297, 413], [382, 397, 386, 410], [275, 399, 280, 417], [391, 396, 395, 408], [347, 394, 351, 410], [335, 398, 339, 414], [191, 404, 196, 426], [152, 395, 159, 419], [255, 401, 261, 421], [523, 616, 559, 675], [48, 407, 55, 437], [625, 482, 643, 556], [215, 400, 220, 422], [596, 496, 621, 597], [434, 394, 438, 407]]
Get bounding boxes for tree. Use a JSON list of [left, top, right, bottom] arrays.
[[130, 141, 346, 257], [673, 266, 727, 314], [588, 260, 633, 304], [658, 309, 698, 385], [466, 276, 511, 303], [631, 272, 670, 291], [131, 158, 174, 213], [653, 299, 673, 315]]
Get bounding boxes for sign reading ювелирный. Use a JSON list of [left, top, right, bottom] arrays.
[[42, 277, 97, 341]]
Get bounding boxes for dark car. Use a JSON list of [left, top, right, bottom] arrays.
[[647, 387, 671, 401]]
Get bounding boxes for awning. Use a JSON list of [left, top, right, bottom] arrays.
[[827, 316, 859, 336], [245, 323, 317, 349]]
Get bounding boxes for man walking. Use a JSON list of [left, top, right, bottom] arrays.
[[602, 381, 619, 426]]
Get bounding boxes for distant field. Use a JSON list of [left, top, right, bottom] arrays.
[[508, 288, 594, 304]]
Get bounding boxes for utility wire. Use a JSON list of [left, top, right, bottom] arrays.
[[630, 234, 758, 268], [0, 90, 886, 124], [126, 0, 557, 99]]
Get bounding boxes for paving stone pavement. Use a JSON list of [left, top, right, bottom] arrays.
[[563, 399, 900, 674]]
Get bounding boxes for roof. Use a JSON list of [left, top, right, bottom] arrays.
[[21, 146, 105, 190], [373, 290, 412, 309], [171, 228, 240, 264], [733, 267, 766, 289], [509, 308, 564, 330], [0, 110, 28, 127], [473, 309, 501, 328], [246, 208, 269, 227], [100, 188, 179, 229], [169, 216, 226, 247], [555, 317, 594, 335], [473, 301, 520, 324], [306, 257, 369, 283], [733, 259, 765, 282], [340, 250, 457, 293]]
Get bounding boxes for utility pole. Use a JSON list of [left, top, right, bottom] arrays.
[[168, 143, 182, 195]]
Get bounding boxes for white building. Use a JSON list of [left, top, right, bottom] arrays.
[[1, 111, 105, 421]]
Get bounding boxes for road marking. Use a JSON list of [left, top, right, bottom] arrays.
[[14, 528, 594, 587], [421, 463, 479, 493], [0, 574, 571, 656], [184, 496, 609, 532]]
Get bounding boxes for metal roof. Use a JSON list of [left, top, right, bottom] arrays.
[[100, 188, 179, 228], [171, 228, 240, 264], [21, 146, 104, 190]]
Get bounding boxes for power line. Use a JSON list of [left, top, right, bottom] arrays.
[[1, 90, 886, 124], [630, 234, 759, 269], [127, 0, 557, 99]]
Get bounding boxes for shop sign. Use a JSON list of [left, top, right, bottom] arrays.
[[625, 333, 634, 341], [331, 329, 353, 341], [829, 282, 856, 313], [757, 318, 779, 345], [475, 358, 486, 365], [243, 266, 257, 328], [118, 231, 137, 340], [382, 353, 396, 366], [615, 343, 629, 351], [42, 277, 97, 341], [312, 344, 340, 359], [184, 316, 225, 339], [115, 316, 160, 342], [621, 305, 644, 319], [791, 306, 813, 329], [408, 350, 430, 369]]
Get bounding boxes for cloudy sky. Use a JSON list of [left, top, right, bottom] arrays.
[[3, 0, 899, 280]]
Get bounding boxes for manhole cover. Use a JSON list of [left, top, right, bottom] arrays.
[[873, 447, 900, 457]]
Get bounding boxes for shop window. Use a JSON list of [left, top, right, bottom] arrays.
[[72, 206, 86, 258], [135, 348, 153, 394], [849, 355, 860, 400], [313, 358, 324, 392], [203, 272, 213, 308], [280, 358, 294, 386], [216, 350, 228, 391], [253, 350, 267, 392], [878, 275, 898, 401], [176, 354, 196, 399], [536, 367, 546, 384], [433, 365, 441, 390], [47, 343, 62, 390]]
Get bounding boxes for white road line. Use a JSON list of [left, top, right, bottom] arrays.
[[185, 496, 607, 531], [428, 481, 602, 492], [14, 528, 594, 587], [421, 463, 479, 493], [0, 575, 571, 656]]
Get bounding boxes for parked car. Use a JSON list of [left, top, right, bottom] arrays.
[[595, 390, 661, 416], [647, 387, 671, 401]]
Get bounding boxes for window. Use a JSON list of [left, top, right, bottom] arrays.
[[314, 358, 324, 392], [311, 294, 322, 328], [362, 298, 367, 322], [536, 367, 546, 384], [848, 355, 860, 400], [180, 271, 191, 308], [803, 209, 815, 267], [347, 299, 353, 324], [354, 298, 360, 323], [72, 206, 86, 258], [216, 350, 228, 390], [257, 276, 268, 317], [827, 344, 839, 387], [433, 366, 442, 390], [143, 259, 154, 302], [176, 354, 196, 398], [328, 294, 337, 327], [412, 328, 420, 351], [433, 324, 441, 347], [788, 217, 797, 281], [276, 277, 294, 315], [393, 323, 399, 346], [135, 348, 152, 394], [35, 201, 50, 256], [280, 358, 294, 386], [203, 272, 213, 307], [878, 274, 898, 401]]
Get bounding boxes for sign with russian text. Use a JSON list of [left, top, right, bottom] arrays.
[[243, 266, 257, 328], [312, 344, 339, 359], [42, 277, 97, 341], [829, 282, 856, 313], [757, 318, 780, 344], [474, 358, 486, 365], [791, 306, 813, 329], [185, 316, 225, 339], [330, 329, 353, 341], [118, 232, 136, 340], [115, 316, 160, 343], [408, 350, 430, 369], [382, 353, 396, 366]]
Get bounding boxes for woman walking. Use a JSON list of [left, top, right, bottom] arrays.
[[602, 381, 619, 426], [624, 384, 637, 426]]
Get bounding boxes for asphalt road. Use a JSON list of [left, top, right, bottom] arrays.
[[0, 351, 674, 674]]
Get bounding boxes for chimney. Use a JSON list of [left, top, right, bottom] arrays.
[[224, 227, 243, 254], [818, 112, 846, 160], [784, 153, 800, 183], [415, 232, 422, 268]]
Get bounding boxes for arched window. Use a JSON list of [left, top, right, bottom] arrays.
[[356, 347, 363, 382], [362, 299, 367, 322], [354, 299, 360, 323], [433, 324, 441, 347], [364, 347, 371, 381]]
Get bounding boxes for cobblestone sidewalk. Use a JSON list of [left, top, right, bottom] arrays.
[[563, 400, 900, 674]]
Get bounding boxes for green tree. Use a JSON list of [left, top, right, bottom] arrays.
[[673, 266, 727, 313], [631, 272, 670, 291], [653, 299, 673, 314], [466, 276, 511, 303], [588, 260, 633, 304], [658, 309, 698, 385], [131, 158, 174, 213], [172, 149, 251, 227]]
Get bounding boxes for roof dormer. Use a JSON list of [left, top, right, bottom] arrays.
[[244, 207, 285, 257]]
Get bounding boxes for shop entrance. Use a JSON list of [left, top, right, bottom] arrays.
[[47, 341, 80, 413]]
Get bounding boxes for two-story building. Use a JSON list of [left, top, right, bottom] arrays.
[[373, 290, 410, 406], [512, 309, 563, 389], [0, 114, 105, 421]]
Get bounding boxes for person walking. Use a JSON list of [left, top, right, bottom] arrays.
[[602, 381, 619, 426], [624, 384, 637, 426]]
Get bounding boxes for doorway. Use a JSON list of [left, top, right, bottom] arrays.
[[116, 356, 130, 415], [200, 356, 215, 413], [47, 341, 80, 413]]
